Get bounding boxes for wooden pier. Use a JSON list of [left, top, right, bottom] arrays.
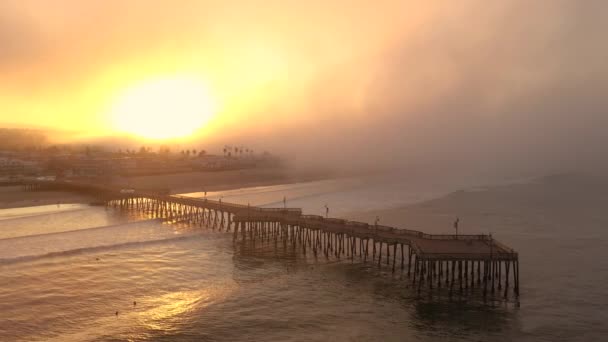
[[22, 180, 520, 298]]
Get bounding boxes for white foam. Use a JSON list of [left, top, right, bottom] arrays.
[[0, 203, 88, 221]]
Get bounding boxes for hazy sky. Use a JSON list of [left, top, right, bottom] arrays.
[[1, 0, 607, 174]]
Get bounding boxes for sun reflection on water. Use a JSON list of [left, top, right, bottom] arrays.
[[137, 286, 235, 333]]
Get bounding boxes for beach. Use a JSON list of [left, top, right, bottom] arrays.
[[109, 167, 331, 194], [0, 167, 330, 209], [0, 186, 93, 209]]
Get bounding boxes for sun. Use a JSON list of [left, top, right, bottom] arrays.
[[110, 77, 217, 139]]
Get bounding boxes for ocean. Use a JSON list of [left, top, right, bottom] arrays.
[[1, 174, 606, 341]]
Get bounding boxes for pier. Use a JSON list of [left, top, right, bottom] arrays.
[[23, 180, 520, 298]]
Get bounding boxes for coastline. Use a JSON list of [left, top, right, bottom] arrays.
[[0, 167, 332, 210], [0, 186, 94, 210], [109, 167, 332, 194]]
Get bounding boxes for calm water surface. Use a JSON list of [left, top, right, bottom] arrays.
[[0, 176, 606, 341]]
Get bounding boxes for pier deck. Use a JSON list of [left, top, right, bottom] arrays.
[[21, 179, 520, 297]]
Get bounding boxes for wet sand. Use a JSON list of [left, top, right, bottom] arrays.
[[0, 186, 93, 209], [108, 167, 330, 194], [0, 167, 331, 209]]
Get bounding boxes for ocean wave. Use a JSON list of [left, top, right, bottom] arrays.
[[0, 233, 200, 266], [181, 179, 345, 198], [259, 188, 350, 208], [180, 179, 360, 206], [0, 203, 88, 221], [0, 218, 163, 242]]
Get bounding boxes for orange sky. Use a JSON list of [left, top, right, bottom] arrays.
[[1, 1, 608, 173], [0, 1, 425, 139]]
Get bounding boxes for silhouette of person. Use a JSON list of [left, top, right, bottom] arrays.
[[454, 217, 460, 236]]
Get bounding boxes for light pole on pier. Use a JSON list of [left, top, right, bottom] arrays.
[[374, 216, 379, 237]]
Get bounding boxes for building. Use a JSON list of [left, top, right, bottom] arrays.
[[0, 157, 41, 176]]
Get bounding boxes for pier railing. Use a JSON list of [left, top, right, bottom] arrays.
[[22, 179, 520, 298]]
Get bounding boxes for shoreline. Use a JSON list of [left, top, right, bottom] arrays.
[[0, 167, 332, 210], [108, 167, 332, 194], [0, 186, 94, 210]]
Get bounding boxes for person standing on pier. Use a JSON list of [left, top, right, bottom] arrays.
[[454, 217, 460, 236], [324, 204, 329, 218]]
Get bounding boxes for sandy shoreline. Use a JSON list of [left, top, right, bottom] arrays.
[[0, 186, 94, 209], [108, 167, 331, 194], [0, 167, 331, 209]]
